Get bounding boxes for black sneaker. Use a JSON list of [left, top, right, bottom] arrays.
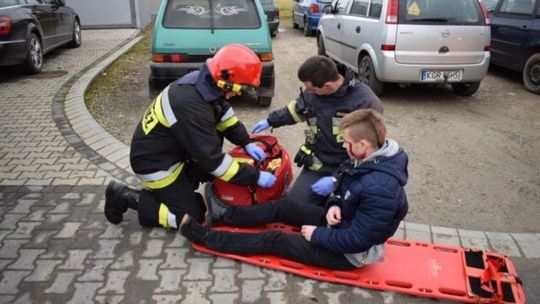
[[180, 214, 207, 244], [104, 181, 129, 224], [203, 183, 230, 227]]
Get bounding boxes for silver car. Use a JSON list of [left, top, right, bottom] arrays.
[[317, 0, 491, 96]]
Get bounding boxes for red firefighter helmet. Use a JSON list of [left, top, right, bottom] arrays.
[[207, 44, 262, 91]]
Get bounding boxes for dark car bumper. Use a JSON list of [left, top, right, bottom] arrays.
[[267, 19, 279, 33], [149, 61, 275, 97], [0, 39, 26, 66]]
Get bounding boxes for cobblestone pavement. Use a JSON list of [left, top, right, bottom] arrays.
[[0, 30, 538, 303]]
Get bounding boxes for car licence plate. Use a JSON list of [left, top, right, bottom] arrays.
[[421, 70, 463, 82]]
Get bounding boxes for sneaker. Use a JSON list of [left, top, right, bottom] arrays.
[[104, 181, 129, 224], [180, 214, 207, 244], [203, 183, 230, 227]]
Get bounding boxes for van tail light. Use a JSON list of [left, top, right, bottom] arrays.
[[381, 44, 396, 51], [259, 53, 273, 62], [385, 0, 399, 24], [152, 54, 189, 63], [478, 0, 490, 25], [0, 16, 12, 36], [311, 4, 320, 13], [274, 9, 279, 19], [484, 45, 491, 52]]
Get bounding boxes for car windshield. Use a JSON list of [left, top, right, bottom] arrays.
[[399, 0, 484, 25], [319, 0, 333, 3], [260, 0, 273, 4], [481, 0, 499, 12], [163, 0, 261, 29]]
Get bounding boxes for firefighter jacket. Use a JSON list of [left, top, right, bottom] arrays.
[[267, 65, 383, 174], [130, 65, 259, 190]]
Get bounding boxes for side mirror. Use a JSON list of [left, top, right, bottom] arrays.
[[322, 5, 332, 14]]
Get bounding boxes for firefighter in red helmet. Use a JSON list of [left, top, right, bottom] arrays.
[[105, 44, 276, 229]]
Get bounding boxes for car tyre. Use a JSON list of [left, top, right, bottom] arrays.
[[22, 33, 43, 74], [67, 18, 82, 48], [522, 53, 540, 94], [148, 78, 165, 99], [358, 56, 383, 96], [317, 36, 326, 56], [303, 17, 313, 36], [258, 96, 272, 107], [451, 82, 480, 96]]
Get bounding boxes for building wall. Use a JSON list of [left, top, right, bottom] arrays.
[[66, 0, 163, 29]]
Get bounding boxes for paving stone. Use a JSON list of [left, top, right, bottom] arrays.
[[45, 271, 80, 294], [143, 239, 165, 258], [182, 281, 211, 304], [154, 269, 186, 293], [512, 233, 540, 258], [9, 222, 41, 239], [263, 269, 286, 291], [7, 249, 45, 270], [211, 268, 239, 292], [137, 259, 162, 280], [238, 263, 266, 279], [67, 282, 103, 304], [0, 239, 28, 259], [458, 229, 490, 250], [161, 248, 188, 269], [185, 258, 213, 281], [485, 232, 521, 257], [241, 279, 265, 303], [59, 250, 92, 270], [77, 259, 113, 282], [24, 259, 63, 282], [98, 270, 130, 294], [0, 271, 31, 294], [151, 294, 184, 303], [110, 251, 134, 270], [54, 222, 82, 238], [208, 293, 238, 304], [93, 239, 120, 259], [0, 214, 25, 229]]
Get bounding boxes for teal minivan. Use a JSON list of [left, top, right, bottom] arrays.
[[149, 0, 275, 106]]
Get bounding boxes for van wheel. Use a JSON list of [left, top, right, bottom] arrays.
[[22, 33, 43, 74], [292, 17, 299, 29], [67, 18, 82, 48], [148, 78, 165, 99], [317, 36, 326, 56], [303, 18, 313, 36], [451, 82, 480, 96], [523, 53, 540, 94], [258, 96, 272, 107], [358, 56, 383, 96]]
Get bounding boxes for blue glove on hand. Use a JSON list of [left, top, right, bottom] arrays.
[[257, 171, 277, 188], [252, 119, 270, 133], [311, 176, 337, 196], [245, 143, 266, 162]]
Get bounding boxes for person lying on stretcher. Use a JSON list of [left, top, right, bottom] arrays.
[[180, 109, 409, 270]]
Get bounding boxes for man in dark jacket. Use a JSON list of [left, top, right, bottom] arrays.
[[252, 56, 383, 206], [104, 44, 276, 230], [180, 109, 408, 270]]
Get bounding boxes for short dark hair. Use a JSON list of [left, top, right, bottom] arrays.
[[297, 56, 339, 88], [340, 109, 386, 148]]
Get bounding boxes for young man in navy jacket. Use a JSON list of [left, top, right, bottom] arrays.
[[181, 109, 408, 270]]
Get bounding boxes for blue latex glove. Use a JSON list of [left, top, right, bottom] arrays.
[[311, 176, 337, 196], [257, 171, 277, 188], [245, 143, 266, 162], [252, 119, 270, 133]]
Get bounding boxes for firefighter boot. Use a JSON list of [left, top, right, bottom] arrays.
[[203, 183, 231, 227], [180, 214, 208, 244], [105, 181, 139, 225]]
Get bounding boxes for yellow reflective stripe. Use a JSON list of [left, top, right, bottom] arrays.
[[158, 203, 169, 228], [287, 101, 303, 123], [300, 145, 312, 155], [216, 116, 239, 132], [234, 158, 255, 165], [309, 162, 323, 171], [154, 93, 170, 128], [142, 162, 185, 189], [220, 160, 240, 182]]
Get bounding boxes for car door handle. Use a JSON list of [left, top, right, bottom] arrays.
[[337, 23, 341, 30], [356, 26, 361, 33]]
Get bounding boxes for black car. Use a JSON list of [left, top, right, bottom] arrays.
[[0, 0, 81, 74], [484, 0, 540, 94], [261, 0, 280, 37]]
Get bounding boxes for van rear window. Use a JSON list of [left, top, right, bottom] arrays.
[[398, 0, 484, 25], [163, 0, 261, 29]]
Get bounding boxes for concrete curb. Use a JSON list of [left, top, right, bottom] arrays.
[[61, 33, 540, 259]]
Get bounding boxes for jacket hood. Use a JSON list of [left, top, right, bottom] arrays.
[[346, 139, 408, 186], [177, 64, 222, 103]]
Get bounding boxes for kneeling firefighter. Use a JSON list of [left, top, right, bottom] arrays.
[[105, 44, 277, 229]]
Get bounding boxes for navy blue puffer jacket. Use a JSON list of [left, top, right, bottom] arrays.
[[311, 140, 409, 254]]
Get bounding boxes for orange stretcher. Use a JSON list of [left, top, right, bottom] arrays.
[[192, 224, 525, 303]]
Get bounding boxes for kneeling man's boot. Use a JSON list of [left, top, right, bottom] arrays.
[[105, 181, 140, 224]]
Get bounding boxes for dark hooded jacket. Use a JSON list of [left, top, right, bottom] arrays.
[[310, 139, 409, 254]]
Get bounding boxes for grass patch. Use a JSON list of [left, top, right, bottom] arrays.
[[85, 24, 153, 105], [276, 0, 293, 18]]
